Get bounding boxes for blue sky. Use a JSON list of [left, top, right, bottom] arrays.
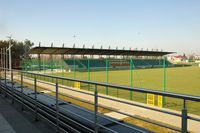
[[0, 0, 200, 54]]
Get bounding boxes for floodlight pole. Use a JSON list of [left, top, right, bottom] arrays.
[[1, 49, 3, 68], [6, 47, 8, 70], [4, 48, 6, 77], [7, 36, 13, 75], [3, 48, 5, 69]]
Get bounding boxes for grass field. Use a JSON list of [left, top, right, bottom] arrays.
[[27, 66, 200, 115], [53, 66, 200, 95]]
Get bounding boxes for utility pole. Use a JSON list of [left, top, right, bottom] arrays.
[[4, 48, 6, 70], [7, 35, 13, 75], [6, 47, 8, 69], [1, 48, 2, 68]]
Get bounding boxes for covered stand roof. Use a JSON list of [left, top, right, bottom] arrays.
[[28, 46, 174, 56]]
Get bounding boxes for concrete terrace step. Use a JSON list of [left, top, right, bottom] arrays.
[[0, 78, 153, 133], [0, 95, 55, 133]]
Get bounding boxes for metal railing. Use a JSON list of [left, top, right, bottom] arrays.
[[0, 67, 200, 133]]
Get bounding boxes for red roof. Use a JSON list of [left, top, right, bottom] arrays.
[[174, 56, 183, 58]]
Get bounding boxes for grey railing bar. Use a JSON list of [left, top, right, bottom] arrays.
[[98, 104, 181, 132], [96, 113, 147, 133], [94, 84, 98, 133], [96, 123, 119, 133], [58, 85, 94, 96], [59, 105, 117, 133], [58, 92, 94, 106], [34, 99, 94, 133], [98, 95, 181, 117], [187, 116, 200, 122], [55, 79, 59, 132], [20, 75, 95, 97], [2, 67, 200, 102], [34, 75, 38, 121], [1, 67, 200, 133], [1, 82, 86, 133], [36, 108, 73, 133], [23, 74, 95, 96]]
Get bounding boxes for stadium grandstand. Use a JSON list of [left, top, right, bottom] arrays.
[[22, 46, 174, 104], [23, 46, 174, 100], [23, 46, 174, 72]]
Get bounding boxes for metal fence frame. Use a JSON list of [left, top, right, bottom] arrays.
[[0, 67, 200, 133]]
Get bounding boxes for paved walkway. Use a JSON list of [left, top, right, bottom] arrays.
[[0, 93, 55, 133], [0, 113, 15, 133], [11, 74, 200, 133]]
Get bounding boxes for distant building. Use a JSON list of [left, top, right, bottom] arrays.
[[168, 55, 186, 63], [194, 55, 200, 60], [193, 55, 200, 64]]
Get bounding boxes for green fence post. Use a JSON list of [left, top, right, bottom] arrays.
[[88, 58, 90, 90], [43, 57, 45, 80], [62, 57, 64, 85], [51, 57, 54, 83], [106, 57, 108, 95], [38, 54, 41, 72], [31, 59, 33, 72], [163, 56, 167, 107], [130, 57, 133, 100], [44, 59, 46, 81], [23, 59, 26, 71], [74, 57, 76, 79]]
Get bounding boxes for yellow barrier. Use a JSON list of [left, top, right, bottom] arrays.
[[147, 94, 163, 108], [157, 95, 163, 108], [74, 82, 81, 89], [147, 94, 155, 106]]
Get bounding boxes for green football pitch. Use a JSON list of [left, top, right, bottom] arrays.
[[52, 66, 200, 95], [30, 66, 200, 115]]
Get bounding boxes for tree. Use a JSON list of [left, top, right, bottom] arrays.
[[0, 39, 34, 68], [23, 39, 34, 58]]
